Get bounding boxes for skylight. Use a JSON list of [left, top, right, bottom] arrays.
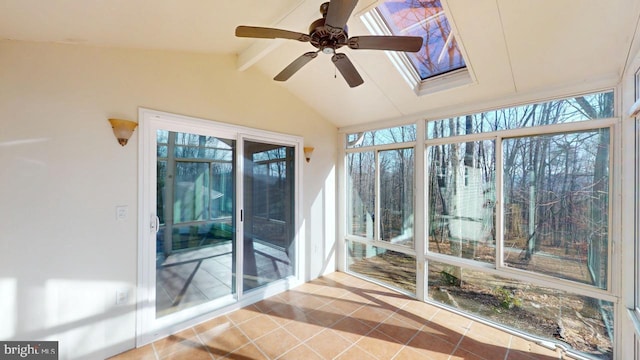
[[361, 0, 470, 94]]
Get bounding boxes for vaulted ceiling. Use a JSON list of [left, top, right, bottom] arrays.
[[1, 0, 639, 128]]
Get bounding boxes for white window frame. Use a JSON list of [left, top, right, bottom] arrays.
[[634, 68, 640, 318], [339, 89, 621, 359], [624, 66, 640, 360], [342, 122, 426, 296], [359, 6, 474, 96], [424, 118, 619, 303]]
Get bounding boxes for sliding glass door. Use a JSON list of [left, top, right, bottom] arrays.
[[242, 140, 295, 292], [155, 130, 236, 318], [138, 109, 301, 344]]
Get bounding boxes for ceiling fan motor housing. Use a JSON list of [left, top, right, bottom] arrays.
[[309, 18, 348, 53]]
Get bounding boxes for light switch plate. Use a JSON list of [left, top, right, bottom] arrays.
[[116, 289, 129, 305]]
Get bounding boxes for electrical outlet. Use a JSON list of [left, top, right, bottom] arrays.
[[116, 206, 128, 221]]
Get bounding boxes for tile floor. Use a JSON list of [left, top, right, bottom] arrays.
[[111, 272, 577, 360]]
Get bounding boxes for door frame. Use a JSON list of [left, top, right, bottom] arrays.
[[136, 108, 304, 346]]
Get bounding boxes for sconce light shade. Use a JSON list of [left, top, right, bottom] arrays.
[[303, 146, 314, 163], [108, 118, 138, 146]]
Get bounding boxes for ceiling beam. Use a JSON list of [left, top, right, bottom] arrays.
[[237, 40, 285, 72], [236, 0, 318, 72]]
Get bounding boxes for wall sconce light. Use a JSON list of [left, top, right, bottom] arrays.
[[108, 118, 138, 146], [303, 147, 314, 163]]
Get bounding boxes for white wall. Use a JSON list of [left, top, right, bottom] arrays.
[[0, 40, 337, 359]]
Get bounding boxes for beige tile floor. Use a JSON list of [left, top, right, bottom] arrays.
[[111, 272, 577, 360]]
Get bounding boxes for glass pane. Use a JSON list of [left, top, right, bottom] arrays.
[[252, 163, 269, 219], [211, 163, 233, 219], [174, 162, 210, 223], [503, 129, 610, 289], [379, 148, 414, 247], [157, 161, 167, 226], [156, 130, 236, 318], [170, 132, 234, 160], [376, 0, 466, 80], [348, 240, 416, 294], [157, 145, 168, 158], [427, 260, 613, 359], [427, 91, 614, 139], [243, 141, 295, 292], [427, 140, 496, 263], [252, 147, 287, 162], [157, 129, 169, 144], [174, 146, 233, 161], [347, 125, 416, 148], [347, 152, 376, 238]]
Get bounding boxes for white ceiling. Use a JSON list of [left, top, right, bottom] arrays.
[[1, 0, 639, 129]]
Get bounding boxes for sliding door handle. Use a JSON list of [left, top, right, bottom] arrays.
[[150, 215, 160, 233]]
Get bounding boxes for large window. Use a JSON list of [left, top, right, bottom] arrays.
[[427, 91, 614, 138], [348, 243, 416, 294], [427, 260, 614, 357], [347, 125, 416, 248], [502, 129, 609, 289], [427, 91, 614, 359], [346, 125, 417, 294], [427, 140, 496, 264], [344, 90, 617, 359]]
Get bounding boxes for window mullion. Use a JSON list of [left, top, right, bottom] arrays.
[[495, 135, 504, 270], [375, 150, 381, 241], [415, 120, 426, 302]]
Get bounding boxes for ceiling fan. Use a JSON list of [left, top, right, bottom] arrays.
[[235, 0, 423, 88]]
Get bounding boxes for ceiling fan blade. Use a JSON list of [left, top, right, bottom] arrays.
[[274, 52, 318, 81], [348, 36, 424, 52], [235, 26, 311, 42], [325, 0, 359, 30], [331, 53, 364, 88]]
